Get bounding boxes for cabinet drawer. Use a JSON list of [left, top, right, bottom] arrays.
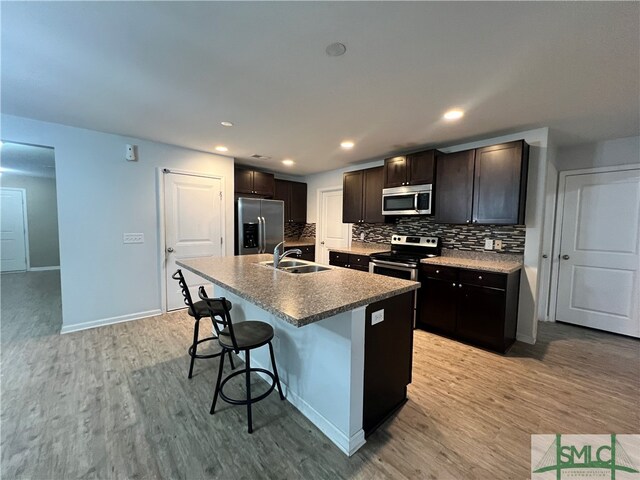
[[420, 264, 458, 282], [349, 254, 370, 267], [459, 269, 506, 289], [329, 251, 348, 266]]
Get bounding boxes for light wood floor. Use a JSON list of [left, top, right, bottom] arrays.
[[1, 271, 638, 479]]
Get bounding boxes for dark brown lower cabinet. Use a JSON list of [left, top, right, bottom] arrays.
[[284, 245, 315, 262], [418, 264, 520, 353], [329, 251, 370, 271], [363, 292, 414, 436]]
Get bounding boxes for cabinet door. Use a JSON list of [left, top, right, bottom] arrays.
[[363, 167, 385, 223], [407, 150, 435, 185], [235, 169, 254, 194], [289, 181, 307, 223], [434, 150, 475, 224], [329, 251, 348, 267], [473, 141, 527, 225], [383, 156, 407, 188], [252, 171, 275, 196], [343, 171, 364, 223], [417, 275, 458, 335], [274, 179, 290, 221], [457, 284, 506, 352]]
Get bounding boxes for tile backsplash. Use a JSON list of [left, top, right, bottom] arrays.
[[352, 217, 526, 253], [285, 222, 316, 239]]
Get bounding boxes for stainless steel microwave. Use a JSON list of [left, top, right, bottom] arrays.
[[382, 184, 432, 215]]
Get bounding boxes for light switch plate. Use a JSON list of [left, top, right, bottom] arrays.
[[123, 233, 144, 244], [372, 309, 384, 325], [484, 239, 494, 250], [494, 239, 503, 250]]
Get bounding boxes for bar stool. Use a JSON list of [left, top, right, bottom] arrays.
[[198, 287, 285, 433], [172, 269, 235, 378]]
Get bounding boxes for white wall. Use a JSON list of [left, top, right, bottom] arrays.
[[305, 128, 551, 344], [0, 173, 60, 268], [556, 135, 639, 171], [1, 114, 235, 331]]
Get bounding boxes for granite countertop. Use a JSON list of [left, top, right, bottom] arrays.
[[421, 250, 523, 274], [284, 238, 316, 248], [177, 254, 419, 327], [328, 242, 390, 256]]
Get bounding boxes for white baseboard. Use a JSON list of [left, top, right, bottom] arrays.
[[29, 266, 60, 272], [238, 352, 366, 456], [60, 309, 162, 334], [516, 333, 536, 344]]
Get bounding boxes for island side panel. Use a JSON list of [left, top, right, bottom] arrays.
[[214, 286, 367, 456]]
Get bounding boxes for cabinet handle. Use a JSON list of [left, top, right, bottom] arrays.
[[473, 219, 478, 223], [459, 284, 462, 288], [452, 282, 456, 287], [466, 220, 470, 223], [436, 269, 440, 273], [478, 275, 483, 280]]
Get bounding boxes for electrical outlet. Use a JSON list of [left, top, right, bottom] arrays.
[[372, 309, 384, 325], [123, 233, 144, 244], [494, 239, 503, 250], [484, 239, 494, 250]]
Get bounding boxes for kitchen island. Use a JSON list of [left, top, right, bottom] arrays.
[[177, 254, 419, 455]]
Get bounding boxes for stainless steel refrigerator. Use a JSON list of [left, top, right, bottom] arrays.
[[236, 198, 284, 255]]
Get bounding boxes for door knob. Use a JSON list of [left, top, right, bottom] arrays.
[[167, 247, 174, 253], [562, 254, 570, 260], [320, 241, 325, 245], [542, 254, 549, 258]]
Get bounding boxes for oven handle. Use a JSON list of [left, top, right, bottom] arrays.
[[370, 259, 417, 269]]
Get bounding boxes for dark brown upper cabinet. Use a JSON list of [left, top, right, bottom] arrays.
[[274, 179, 307, 223], [434, 140, 529, 225], [234, 168, 275, 196], [473, 141, 529, 225], [383, 150, 435, 189], [343, 167, 385, 224], [434, 150, 475, 224]]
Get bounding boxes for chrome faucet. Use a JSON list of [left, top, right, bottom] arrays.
[[273, 241, 302, 269]]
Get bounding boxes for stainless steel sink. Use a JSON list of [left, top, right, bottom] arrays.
[[258, 259, 332, 274], [280, 265, 332, 274], [260, 259, 311, 268]]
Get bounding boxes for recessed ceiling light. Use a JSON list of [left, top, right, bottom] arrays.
[[340, 141, 355, 149], [220, 121, 233, 127], [215, 145, 228, 152], [326, 42, 346, 57], [282, 159, 295, 166], [443, 109, 464, 120]]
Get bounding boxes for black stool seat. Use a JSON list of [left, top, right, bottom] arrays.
[[199, 287, 285, 434], [188, 299, 232, 318], [219, 321, 274, 349]]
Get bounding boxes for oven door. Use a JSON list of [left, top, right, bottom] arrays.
[[369, 259, 418, 281]]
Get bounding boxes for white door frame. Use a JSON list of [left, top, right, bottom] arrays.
[[315, 186, 352, 264], [547, 163, 640, 323], [156, 167, 226, 313], [0, 187, 30, 272]]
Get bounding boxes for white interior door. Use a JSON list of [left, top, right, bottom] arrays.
[[556, 168, 640, 337], [0, 188, 27, 272], [317, 188, 350, 265], [164, 172, 223, 311]]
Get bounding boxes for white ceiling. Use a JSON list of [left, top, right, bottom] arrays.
[[0, 142, 56, 179], [1, 2, 638, 175]]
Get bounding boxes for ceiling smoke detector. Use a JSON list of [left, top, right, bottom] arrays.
[[325, 42, 346, 57]]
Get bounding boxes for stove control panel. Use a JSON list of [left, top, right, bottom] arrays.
[[391, 235, 439, 246]]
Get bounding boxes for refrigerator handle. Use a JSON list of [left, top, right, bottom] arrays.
[[261, 216, 266, 253], [257, 216, 264, 253]]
